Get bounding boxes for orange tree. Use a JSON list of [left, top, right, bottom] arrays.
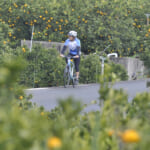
[[0, 0, 150, 55]]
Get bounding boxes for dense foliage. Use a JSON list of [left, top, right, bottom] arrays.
[[140, 47, 150, 76], [0, 0, 150, 56]]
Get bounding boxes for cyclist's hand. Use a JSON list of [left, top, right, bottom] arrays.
[[75, 55, 79, 58], [60, 54, 64, 57]]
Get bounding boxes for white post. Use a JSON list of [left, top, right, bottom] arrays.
[[100, 56, 106, 75], [30, 25, 34, 52], [145, 14, 150, 26], [101, 61, 104, 75]]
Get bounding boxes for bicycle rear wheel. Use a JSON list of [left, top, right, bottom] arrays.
[[72, 77, 75, 88], [64, 66, 70, 88]]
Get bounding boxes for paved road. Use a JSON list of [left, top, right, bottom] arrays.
[[26, 79, 150, 112]]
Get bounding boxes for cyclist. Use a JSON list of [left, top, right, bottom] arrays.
[[60, 31, 81, 84]]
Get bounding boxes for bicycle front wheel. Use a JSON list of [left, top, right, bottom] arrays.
[[64, 66, 70, 88]]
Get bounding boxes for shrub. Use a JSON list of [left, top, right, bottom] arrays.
[[0, 56, 149, 150], [140, 47, 150, 76], [18, 46, 128, 87], [20, 45, 65, 87]]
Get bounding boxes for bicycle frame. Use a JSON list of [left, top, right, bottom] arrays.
[[67, 57, 74, 79]]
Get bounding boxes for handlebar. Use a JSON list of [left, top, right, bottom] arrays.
[[61, 55, 76, 59]]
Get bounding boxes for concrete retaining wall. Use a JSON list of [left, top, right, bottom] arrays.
[[21, 40, 64, 52], [110, 57, 145, 80]]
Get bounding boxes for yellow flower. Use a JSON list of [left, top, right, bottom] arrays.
[[56, 21, 59, 24], [47, 137, 62, 149], [82, 18, 85, 21], [132, 23, 136, 26], [48, 24, 52, 28], [43, 17, 46, 20], [97, 10, 100, 13], [19, 96, 23, 100], [46, 27, 48, 30], [121, 130, 140, 143], [3, 41, 6, 45], [48, 20, 51, 23], [16, 16, 20, 19], [138, 25, 141, 28], [13, 36, 16, 39], [45, 33, 48, 36], [50, 17, 53, 20], [22, 48, 26, 52], [41, 112, 44, 116], [45, 10, 48, 14], [34, 19, 37, 23], [48, 40, 51, 42], [59, 25, 61, 28], [134, 18, 138, 22], [27, 11, 30, 14], [78, 16, 80, 19], [8, 7, 12, 12], [33, 32, 35, 35], [72, 9, 75, 12], [59, 28, 62, 31], [14, 3, 18, 8], [9, 32, 12, 37], [148, 29, 150, 33], [54, 29, 58, 32], [60, 19, 63, 22], [39, 15, 42, 18], [145, 33, 149, 37], [38, 32, 41, 34], [65, 20, 68, 23], [24, 4, 28, 7], [85, 20, 88, 23], [140, 44, 143, 47], [25, 22, 28, 24], [100, 11, 103, 15]]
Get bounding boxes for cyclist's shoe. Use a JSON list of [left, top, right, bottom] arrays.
[[75, 78, 79, 85]]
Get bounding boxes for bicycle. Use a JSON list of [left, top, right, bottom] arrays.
[[63, 56, 76, 88]]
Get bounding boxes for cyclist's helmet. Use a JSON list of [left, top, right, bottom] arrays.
[[68, 31, 77, 37]]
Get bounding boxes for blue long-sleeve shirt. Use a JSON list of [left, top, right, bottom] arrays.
[[61, 38, 81, 55]]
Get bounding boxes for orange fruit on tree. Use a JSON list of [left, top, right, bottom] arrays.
[[108, 130, 114, 136], [145, 33, 149, 37], [19, 96, 23, 100], [47, 137, 62, 149], [121, 129, 140, 143]]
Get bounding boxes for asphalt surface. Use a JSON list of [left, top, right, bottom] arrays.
[[26, 79, 150, 112]]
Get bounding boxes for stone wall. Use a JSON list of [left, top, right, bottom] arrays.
[[110, 57, 145, 80], [21, 40, 64, 52]]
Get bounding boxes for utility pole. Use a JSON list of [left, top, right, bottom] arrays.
[[30, 25, 34, 52]]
